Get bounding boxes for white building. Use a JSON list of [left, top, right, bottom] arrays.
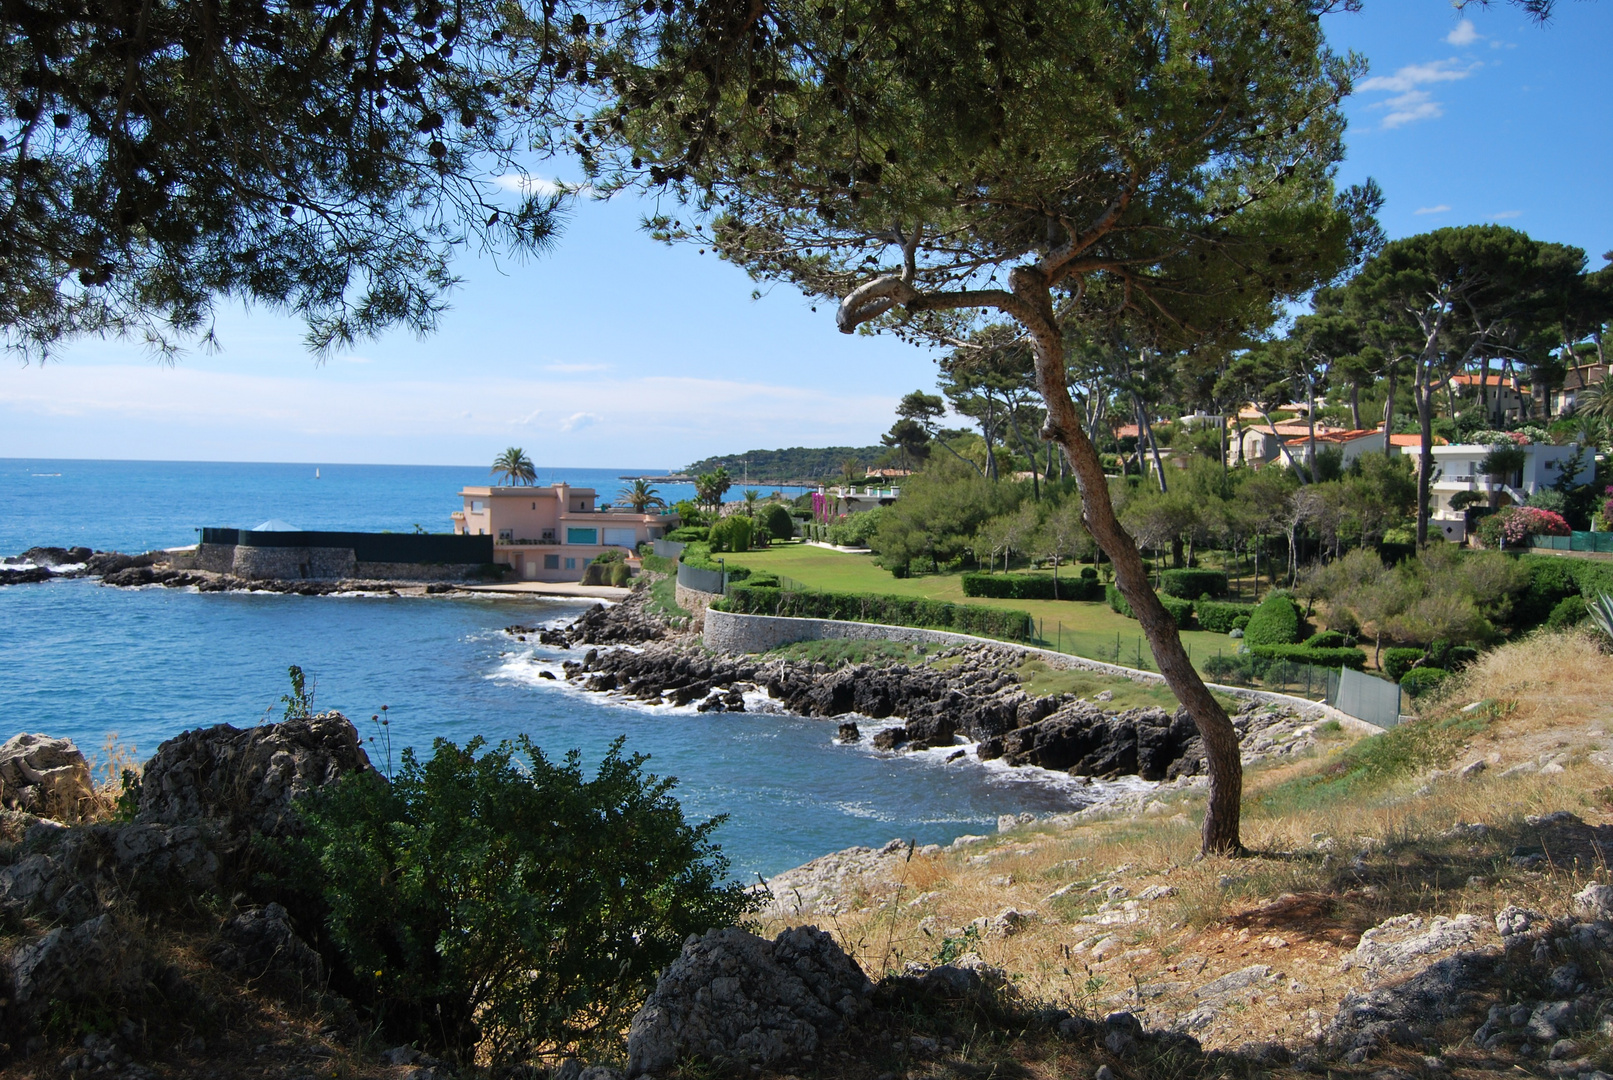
[[1397, 440, 1582, 542]]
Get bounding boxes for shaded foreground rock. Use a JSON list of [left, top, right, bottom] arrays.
[[626, 925, 872, 1075], [135, 712, 371, 838], [0, 733, 93, 818]]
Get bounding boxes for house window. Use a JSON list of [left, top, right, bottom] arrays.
[[472, 500, 485, 512], [565, 557, 576, 570], [544, 554, 559, 570], [497, 529, 512, 543], [566, 527, 598, 545], [602, 527, 636, 547]]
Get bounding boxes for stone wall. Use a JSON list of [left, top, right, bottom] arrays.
[[675, 583, 720, 631], [232, 545, 357, 581], [703, 607, 1384, 735], [193, 543, 237, 574]]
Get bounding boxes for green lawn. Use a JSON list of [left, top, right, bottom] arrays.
[[721, 543, 1237, 674]]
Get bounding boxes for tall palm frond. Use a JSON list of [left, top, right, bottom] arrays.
[[618, 478, 666, 513], [491, 447, 536, 486]]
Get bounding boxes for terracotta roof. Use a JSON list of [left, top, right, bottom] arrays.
[[1448, 373, 1522, 388], [1390, 433, 1449, 447], [1244, 422, 1318, 438], [1113, 423, 1141, 439]]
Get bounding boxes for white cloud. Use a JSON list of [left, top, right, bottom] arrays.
[[1357, 59, 1478, 94], [1491, 210, 1522, 220], [1446, 19, 1480, 46], [559, 411, 603, 433], [1377, 91, 1444, 129], [1356, 59, 1480, 130], [544, 361, 611, 373], [1415, 204, 1452, 215], [492, 173, 575, 198]]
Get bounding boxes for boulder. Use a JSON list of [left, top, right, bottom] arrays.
[[1341, 913, 1483, 981], [135, 714, 370, 838], [625, 925, 871, 1076], [0, 823, 219, 919], [0, 734, 93, 819], [9, 914, 139, 1020], [208, 903, 324, 987]]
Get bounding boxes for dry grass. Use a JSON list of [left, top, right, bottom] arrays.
[[759, 627, 1613, 1054]]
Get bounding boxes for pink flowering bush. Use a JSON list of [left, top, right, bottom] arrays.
[[1478, 505, 1572, 548]]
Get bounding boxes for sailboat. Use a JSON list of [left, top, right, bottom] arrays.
[[315, 467, 321, 479]]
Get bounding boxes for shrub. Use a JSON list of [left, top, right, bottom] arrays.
[[718, 585, 1035, 640], [826, 507, 885, 547], [1080, 566, 1098, 580], [1194, 600, 1257, 633], [1546, 594, 1587, 629], [1159, 568, 1228, 600], [1102, 583, 1191, 628], [580, 559, 631, 586], [744, 570, 781, 588], [1399, 666, 1449, 698], [1202, 653, 1256, 682], [760, 504, 795, 543], [299, 736, 751, 1064], [664, 527, 706, 543], [1232, 615, 1251, 631], [962, 572, 1102, 601], [1303, 630, 1348, 649], [707, 515, 754, 553], [1248, 644, 1368, 671], [1382, 648, 1426, 682], [1244, 593, 1301, 646], [1479, 505, 1571, 548]]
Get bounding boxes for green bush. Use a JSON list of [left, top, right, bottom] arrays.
[[760, 504, 796, 543], [1232, 615, 1251, 631], [1159, 568, 1228, 600], [1382, 648, 1426, 682], [718, 585, 1035, 640], [1101, 582, 1191, 628], [1546, 594, 1588, 629], [1248, 644, 1368, 671], [1303, 630, 1349, 649], [299, 736, 750, 1064], [1080, 565, 1098, 580], [962, 573, 1102, 601], [826, 507, 885, 547], [744, 570, 781, 588], [1197, 600, 1257, 633], [1243, 593, 1301, 646], [1202, 653, 1256, 682], [664, 527, 706, 543], [607, 561, 630, 586], [707, 515, 754, 553], [1399, 667, 1449, 698]]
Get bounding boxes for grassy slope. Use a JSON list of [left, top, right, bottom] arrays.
[[759, 627, 1613, 1059], [723, 542, 1234, 673]]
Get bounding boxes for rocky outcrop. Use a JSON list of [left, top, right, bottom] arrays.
[[0, 822, 220, 921], [8, 913, 142, 1022], [0, 734, 93, 818], [18, 545, 93, 567], [518, 590, 667, 649], [208, 903, 325, 987], [135, 713, 371, 839], [0, 566, 54, 585], [625, 925, 872, 1075]]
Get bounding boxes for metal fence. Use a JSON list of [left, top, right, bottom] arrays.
[[201, 527, 493, 564], [1533, 531, 1613, 554], [676, 561, 726, 595], [1328, 667, 1404, 729], [653, 539, 687, 559]]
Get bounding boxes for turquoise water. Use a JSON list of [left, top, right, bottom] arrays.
[[0, 459, 1107, 876]]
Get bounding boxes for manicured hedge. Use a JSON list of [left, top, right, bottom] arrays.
[[962, 573, 1103, 602], [1304, 630, 1350, 649], [665, 527, 707, 542], [1400, 666, 1449, 698], [1382, 648, 1425, 682], [1243, 593, 1301, 646], [1159, 568, 1228, 600], [1197, 600, 1256, 633], [1248, 644, 1368, 671], [1104, 583, 1193, 629], [717, 585, 1036, 641]]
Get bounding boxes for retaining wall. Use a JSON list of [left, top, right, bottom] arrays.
[[232, 544, 357, 581], [353, 561, 486, 582], [675, 582, 721, 630], [703, 607, 1383, 736]]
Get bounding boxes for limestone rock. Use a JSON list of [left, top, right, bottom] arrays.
[[0, 734, 93, 819], [9, 914, 139, 1019], [625, 925, 871, 1076], [1342, 914, 1483, 980], [135, 714, 370, 837], [0, 822, 218, 919], [208, 903, 324, 987], [1572, 884, 1613, 920]]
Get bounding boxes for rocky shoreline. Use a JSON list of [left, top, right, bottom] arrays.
[[2, 545, 468, 596], [513, 597, 1328, 788]]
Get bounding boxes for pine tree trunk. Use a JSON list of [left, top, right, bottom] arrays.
[[1013, 280, 1243, 856]]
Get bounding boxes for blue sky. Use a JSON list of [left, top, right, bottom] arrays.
[[2, 1, 1609, 469]]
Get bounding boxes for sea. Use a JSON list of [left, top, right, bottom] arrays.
[[0, 458, 1136, 877]]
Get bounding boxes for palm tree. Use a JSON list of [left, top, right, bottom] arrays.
[[742, 488, 761, 514], [1578, 381, 1613, 422], [491, 447, 536, 486], [619, 478, 666, 513], [696, 466, 734, 510]]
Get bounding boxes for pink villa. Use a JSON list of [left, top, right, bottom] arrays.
[[451, 482, 677, 582]]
